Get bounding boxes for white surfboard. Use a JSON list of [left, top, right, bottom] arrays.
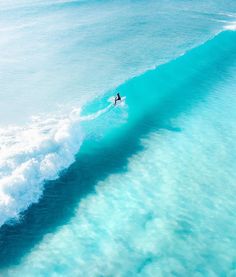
[[108, 96, 126, 107]]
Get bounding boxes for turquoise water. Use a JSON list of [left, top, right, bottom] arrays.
[[0, 1, 236, 276]]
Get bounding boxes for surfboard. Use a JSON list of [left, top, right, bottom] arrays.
[[108, 96, 126, 107]]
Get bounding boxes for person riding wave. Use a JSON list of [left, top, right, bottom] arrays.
[[114, 93, 121, 105]]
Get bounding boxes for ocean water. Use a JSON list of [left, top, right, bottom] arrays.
[[0, 0, 236, 276]]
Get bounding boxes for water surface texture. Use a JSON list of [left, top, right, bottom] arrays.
[[0, 0, 236, 276]]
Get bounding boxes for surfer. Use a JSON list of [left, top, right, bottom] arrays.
[[114, 93, 121, 105]]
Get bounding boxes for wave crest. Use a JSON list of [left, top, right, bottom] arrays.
[[0, 111, 83, 226]]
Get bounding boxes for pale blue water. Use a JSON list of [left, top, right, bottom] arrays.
[[0, 1, 236, 276]]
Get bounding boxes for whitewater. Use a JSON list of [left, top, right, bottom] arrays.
[[0, 0, 236, 276]]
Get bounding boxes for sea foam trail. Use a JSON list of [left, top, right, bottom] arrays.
[[80, 103, 113, 121], [0, 29, 235, 229]]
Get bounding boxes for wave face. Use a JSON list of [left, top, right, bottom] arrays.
[[1, 29, 236, 275]]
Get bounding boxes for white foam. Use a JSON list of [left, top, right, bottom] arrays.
[[224, 22, 236, 31], [0, 109, 84, 227], [80, 103, 113, 121]]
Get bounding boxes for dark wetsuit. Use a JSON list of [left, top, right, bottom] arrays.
[[115, 93, 121, 105]]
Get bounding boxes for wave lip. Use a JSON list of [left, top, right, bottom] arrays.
[[225, 23, 236, 31], [0, 113, 83, 227]]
